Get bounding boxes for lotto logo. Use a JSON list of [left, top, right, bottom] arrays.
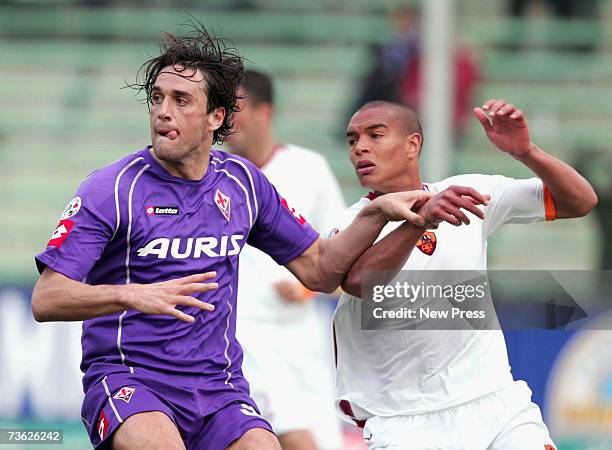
[[239, 403, 259, 417], [47, 219, 74, 248], [145, 206, 179, 216], [97, 410, 108, 440], [281, 198, 306, 225]]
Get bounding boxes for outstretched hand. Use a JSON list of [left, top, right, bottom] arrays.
[[473, 99, 532, 158], [122, 271, 218, 323], [418, 185, 490, 228], [371, 190, 432, 227]]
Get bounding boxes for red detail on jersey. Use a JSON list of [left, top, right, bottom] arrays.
[[281, 198, 306, 225], [543, 186, 557, 221], [339, 400, 366, 428], [47, 219, 74, 248], [97, 410, 109, 440], [544, 446, 556, 450], [416, 231, 437, 256], [113, 386, 135, 403]]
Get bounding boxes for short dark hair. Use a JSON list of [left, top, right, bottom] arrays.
[[130, 20, 245, 145], [241, 69, 274, 106], [359, 100, 424, 150]]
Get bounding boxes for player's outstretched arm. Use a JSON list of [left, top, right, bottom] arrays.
[[32, 268, 218, 323], [342, 186, 490, 298], [285, 190, 431, 293], [474, 99, 598, 218]]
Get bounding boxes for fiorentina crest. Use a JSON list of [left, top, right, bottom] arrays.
[[215, 189, 231, 222], [113, 386, 135, 403]]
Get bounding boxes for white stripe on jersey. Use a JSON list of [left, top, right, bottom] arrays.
[[111, 157, 145, 241], [116, 311, 131, 373], [125, 164, 150, 284], [222, 285, 235, 389], [117, 161, 149, 374], [102, 376, 124, 423]]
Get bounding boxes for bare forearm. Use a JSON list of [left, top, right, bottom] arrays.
[[287, 191, 433, 293], [293, 205, 388, 293], [516, 144, 597, 218], [32, 270, 128, 322], [317, 206, 389, 291], [342, 222, 424, 297]]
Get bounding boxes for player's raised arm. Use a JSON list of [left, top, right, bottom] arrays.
[[474, 99, 597, 218], [32, 268, 218, 323], [340, 186, 489, 298], [284, 190, 431, 294]]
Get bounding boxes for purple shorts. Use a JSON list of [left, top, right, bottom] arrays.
[[81, 371, 273, 449]]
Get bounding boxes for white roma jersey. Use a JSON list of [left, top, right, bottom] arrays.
[[237, 144, 345, 322], [331, 174, 556, 421]]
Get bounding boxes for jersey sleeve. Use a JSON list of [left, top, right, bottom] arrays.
[[309, 158, 346, 235], [246, 165, 319, 266], [483, 175, 557, 237], [34, 173, 117, 281]]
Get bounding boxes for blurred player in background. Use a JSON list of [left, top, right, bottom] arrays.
[[331, 99, 597, 449], [226, 70, 344, 450], [29, 23, 442, 450]]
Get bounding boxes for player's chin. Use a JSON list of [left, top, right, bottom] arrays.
[[357, 173, 375, 189], [153, 142, 184, 162]]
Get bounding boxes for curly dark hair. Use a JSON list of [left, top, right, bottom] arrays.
[[130, 20, 245, 145]]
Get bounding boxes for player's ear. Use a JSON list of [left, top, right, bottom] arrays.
[[405, 132, 421, 159], [207, 107, 225, 132]]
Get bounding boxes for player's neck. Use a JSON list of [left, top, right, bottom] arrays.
[[248, 133, 277, 169], [149, 146, 210, 180], [375, 174, 423, 195]]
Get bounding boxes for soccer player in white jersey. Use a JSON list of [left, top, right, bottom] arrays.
[[226, 70, 345, 450], [330, 99, 597, 449]]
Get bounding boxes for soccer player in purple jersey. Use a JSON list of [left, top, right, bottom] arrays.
[[29, 23, 481, 450]]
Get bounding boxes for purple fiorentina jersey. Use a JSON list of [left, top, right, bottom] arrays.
[[35, 147, 318, 410]]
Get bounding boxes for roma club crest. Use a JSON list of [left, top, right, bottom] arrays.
[[417, 231, 437, 256]]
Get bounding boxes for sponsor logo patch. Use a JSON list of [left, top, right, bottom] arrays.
[[113, 386, 135, 403], [281, 198, 306, 225], [145, 206, 179, 216], [136, 235, 244, 259], [97, 410, 109, 440], [61, 196, 82, 220], [214, 189, 231, 222], [48, 219, 74, 248], [416, 231, 437, 256]]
